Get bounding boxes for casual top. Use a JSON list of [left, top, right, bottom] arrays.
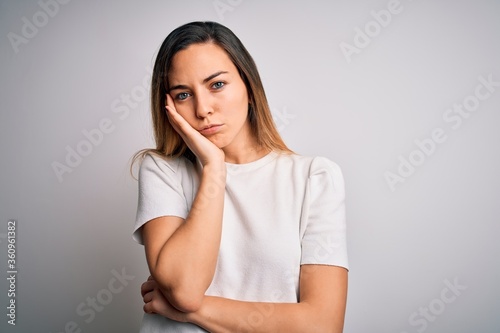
[[133, 151, 348, 332]]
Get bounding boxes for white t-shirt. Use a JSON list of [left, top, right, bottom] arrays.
[[133, 151, 348, 332]]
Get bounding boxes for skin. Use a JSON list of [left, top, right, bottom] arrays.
[[141, 42, 348, 332], [168, 42, 267, 164]]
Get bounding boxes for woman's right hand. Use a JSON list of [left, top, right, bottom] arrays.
[[165, 94, 225, 168], [141, 96, 227, 312], [141, 276, 190, 322]]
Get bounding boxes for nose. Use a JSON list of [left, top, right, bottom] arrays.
[[194, 91, 214, 119]]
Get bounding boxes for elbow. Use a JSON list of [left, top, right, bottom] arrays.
[[165, 285, 204, 313], [153, 271, 204, 313], [152, 262, 206, 313]]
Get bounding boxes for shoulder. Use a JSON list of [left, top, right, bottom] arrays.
[[309, 156, 343, 180], [138, 153, 196, 185], [140, 153, 193, 174]]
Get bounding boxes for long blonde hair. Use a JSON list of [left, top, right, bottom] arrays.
[[132, 21, 292, 170]]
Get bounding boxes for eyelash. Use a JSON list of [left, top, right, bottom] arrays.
[[212, 81, 225, 89], [176, 92, 190, 101], [174, 81, 225, 101]]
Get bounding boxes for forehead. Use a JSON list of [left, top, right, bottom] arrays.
[[169, 43, 236, 83]]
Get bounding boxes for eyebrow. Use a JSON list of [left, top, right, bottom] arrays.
[[169, 71, 228, 92]]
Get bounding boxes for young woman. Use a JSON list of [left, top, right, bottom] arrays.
[[133, 21, 348, 332]]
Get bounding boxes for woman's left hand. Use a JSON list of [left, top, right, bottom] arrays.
[[141, 276, 190, 323]]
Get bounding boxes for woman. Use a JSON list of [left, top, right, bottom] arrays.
[[133, 21, 348, 332]]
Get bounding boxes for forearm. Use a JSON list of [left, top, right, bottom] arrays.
[[188, 296, 343, 333], [154, 164, 226, 311]]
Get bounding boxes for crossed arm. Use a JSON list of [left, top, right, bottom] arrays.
[[139, 95, 348, 332], [141, 192, 347, 333], [140, 174, 348, 332], [141, 261, 348, 333]]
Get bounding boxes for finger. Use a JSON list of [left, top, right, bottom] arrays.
[[166, 109, 188, 145], [166, 93, 173, 107], [165, 99, 186, 137], [141, 279, 155, 290], [143, 302, 154, 314], [165, 105, 180, 131], [165, 94, 178, 125], [165, 94, 178, 116], [164, 94, 224, 165], [166, 106, 187, 133], [140, 280, 155, 297], [165, 94, 193, 132], [143, 290, 153, 303]]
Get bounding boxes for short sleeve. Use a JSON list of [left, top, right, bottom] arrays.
[[300, 157, 348, 270], [132, 154, 191, 245]]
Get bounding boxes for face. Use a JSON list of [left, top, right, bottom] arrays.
[[168, 43, 252, 151]]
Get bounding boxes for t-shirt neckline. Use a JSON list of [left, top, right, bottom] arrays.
[[225, 151, 278, 174]]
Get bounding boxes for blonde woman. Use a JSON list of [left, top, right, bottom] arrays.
[[133, 21, 348, 332]]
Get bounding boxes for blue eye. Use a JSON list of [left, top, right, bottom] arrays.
[[212, 81, 224, 89], [177, 92, 190, 100]]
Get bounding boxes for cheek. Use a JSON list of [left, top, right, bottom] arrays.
[[175, 104, 196, 122], [229, 83, 249, 112]]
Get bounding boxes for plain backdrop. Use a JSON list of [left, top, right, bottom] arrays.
[[1, 0, 499, 332]]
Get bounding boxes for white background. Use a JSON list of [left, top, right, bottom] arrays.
[[1, 0, 499, 332]]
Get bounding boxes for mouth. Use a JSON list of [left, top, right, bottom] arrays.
[[199, 124, 223, 135]]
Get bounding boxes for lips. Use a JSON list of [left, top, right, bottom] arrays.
[[199, 124, 223, 135]]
